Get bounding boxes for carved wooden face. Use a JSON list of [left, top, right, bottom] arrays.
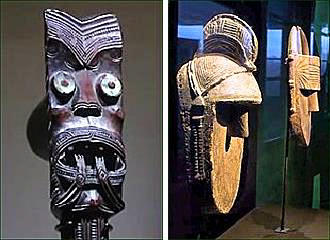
[[46, 40, 124, 137], [287, 26, 320, 147], [44, 9, 126, 221]]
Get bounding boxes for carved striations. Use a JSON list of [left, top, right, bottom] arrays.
[[43, 9, 126, 239], [44, 9, 123, 66], [176, 14, 262, 214], [287, 26, 320, 146]]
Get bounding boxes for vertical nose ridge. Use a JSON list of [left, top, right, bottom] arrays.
[[76, 70, 98, 103], [73, 71, 101, 117]]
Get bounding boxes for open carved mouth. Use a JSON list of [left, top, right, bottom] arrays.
[[56, 141, 126, 185], [51, 127, 126, 186]]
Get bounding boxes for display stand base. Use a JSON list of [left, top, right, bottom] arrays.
[[56, 217, 112, 240], [274, 226, 290, 233]]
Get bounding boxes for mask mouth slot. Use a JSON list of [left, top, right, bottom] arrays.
[[300, 89, 314, 97], [225, 131, 231, 152], [215, 102, 249, 138]]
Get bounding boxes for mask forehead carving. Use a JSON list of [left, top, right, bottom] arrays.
[[177, 14, 262, 214], [44, 9, 123, 65], [43, 9, 126, 239]]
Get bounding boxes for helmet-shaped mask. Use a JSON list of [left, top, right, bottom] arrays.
[[177, 14, 262, 213]]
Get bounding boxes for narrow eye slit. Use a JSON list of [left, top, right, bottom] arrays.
[[109, 48, 123, 62], [88, 55, 100, 70], [90, 55, 99, 67], [47, 39, 61, 58], [51, 71, 76, 100], [65, 51, 82, 70]]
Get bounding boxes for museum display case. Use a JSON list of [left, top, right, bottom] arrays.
[[169, 0, 329, 238]]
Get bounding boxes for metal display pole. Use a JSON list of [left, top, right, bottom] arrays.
[[274, 57, 291, 234]]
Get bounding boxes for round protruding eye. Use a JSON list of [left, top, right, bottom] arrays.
[[99, 74, 122, 97], [51, 71, 76, 98]]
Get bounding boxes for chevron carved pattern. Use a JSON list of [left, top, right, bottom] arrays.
[[44, 9, 123, 65]]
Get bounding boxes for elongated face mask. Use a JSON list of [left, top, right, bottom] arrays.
[[287, 26, 320, 146], [44, 9, 125, 239], [177, 14, 262, 214]]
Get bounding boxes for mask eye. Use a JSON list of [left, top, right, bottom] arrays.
[[98, 73, 122, 105], [99, 74, 122, 97], [51, 71, 76, 101], [46, 39, 61, 58], [65, 51, 82, 70], [88, 55, 100, 70], [109, 48, 123, 62]]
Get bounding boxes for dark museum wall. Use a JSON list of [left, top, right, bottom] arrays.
[[1, 1, 162, 238]]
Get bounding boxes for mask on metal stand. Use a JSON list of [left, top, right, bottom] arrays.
[[177, 14, 262, 214], [29, 9, 126, 239], [287, 26, 320, 147]]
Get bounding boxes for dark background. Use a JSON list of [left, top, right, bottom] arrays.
[[169, 0, 329, 238], [1, 1, 162, 238]]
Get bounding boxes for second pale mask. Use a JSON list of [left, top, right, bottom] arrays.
[[287, 26, 320, 147], [177, 14, 262, 213]]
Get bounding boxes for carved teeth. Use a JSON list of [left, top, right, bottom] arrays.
[[114, 155, 119, 169], [95, 156, 106, 171], [75, 154, 86, 174]]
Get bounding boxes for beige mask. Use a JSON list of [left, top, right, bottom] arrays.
[[287, 26, 320, 147], [177, 14, 262, 213]]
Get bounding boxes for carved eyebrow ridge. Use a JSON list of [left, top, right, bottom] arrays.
[[45, 9, 123, 66], [46, 12, 119, 34], [45, 9, 118, 27]]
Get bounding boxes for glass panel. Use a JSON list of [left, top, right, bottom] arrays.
[[266, 29, 282, 58], [320, 27, 329, 61], [320, 28, 329, 76], [178, 1, 233, 25], [265, 80, 280, 96], [177, 25, 204, 48], [266, 59, 281, 78], [310, 31, 314, 54]]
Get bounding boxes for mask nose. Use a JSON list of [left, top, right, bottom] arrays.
[[73, 102, 101, 117], [73, 70, 102, 117]]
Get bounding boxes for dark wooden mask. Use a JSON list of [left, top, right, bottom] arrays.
[[44, 9, 126, 238]]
